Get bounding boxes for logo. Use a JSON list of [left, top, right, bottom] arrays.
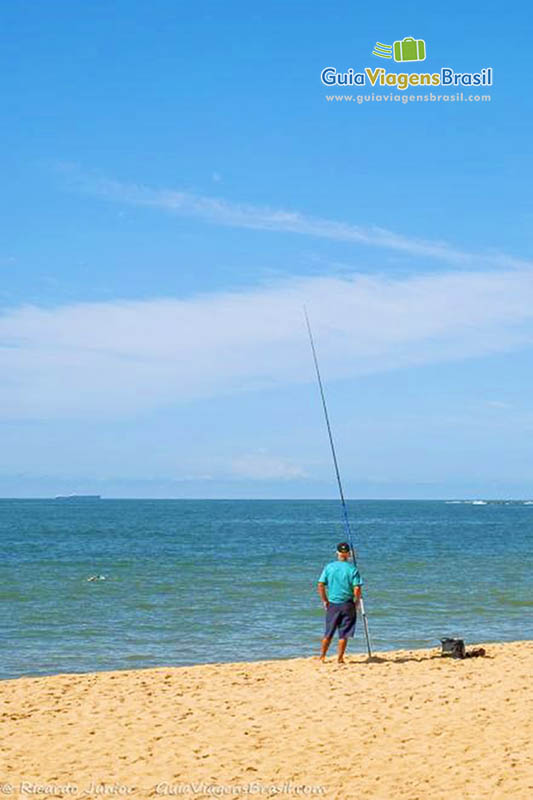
[[320, 36, 493, 92], [373, 37, 426, 62]]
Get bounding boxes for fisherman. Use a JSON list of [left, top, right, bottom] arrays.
[[317, 542, 362, 663]]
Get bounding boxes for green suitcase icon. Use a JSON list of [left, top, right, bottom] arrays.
[[393, 37, 426, 62]]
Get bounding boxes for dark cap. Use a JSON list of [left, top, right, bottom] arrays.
[[336, 542, 350, 553]]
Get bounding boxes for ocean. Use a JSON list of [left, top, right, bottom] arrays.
[[1, 498, 532, 680]]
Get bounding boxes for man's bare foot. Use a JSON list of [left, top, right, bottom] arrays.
[[337, 658, 345, 664], [318, 655, 326, 662]]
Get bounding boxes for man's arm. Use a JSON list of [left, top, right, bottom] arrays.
[[317, 582, 329, 608]]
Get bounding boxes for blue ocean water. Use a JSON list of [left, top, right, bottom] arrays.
[[1, 499, 532, 679]]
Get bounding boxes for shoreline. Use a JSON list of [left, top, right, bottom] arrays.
[[2, 641, 532, 799], [0, 632, 533, 687], [2, 636, 531, 683]]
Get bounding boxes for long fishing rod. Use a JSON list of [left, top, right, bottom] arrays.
[[304, 308, 373, 658]]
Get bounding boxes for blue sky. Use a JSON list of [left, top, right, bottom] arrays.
[[1, 1, 533, 498]]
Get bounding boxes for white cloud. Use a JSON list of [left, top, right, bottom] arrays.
[[231, 452, 306, 480], [60, 167, 532, 270], [1, 269, 533, 419]]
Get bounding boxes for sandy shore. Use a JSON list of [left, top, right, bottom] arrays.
[[1, 641, 532, 800]]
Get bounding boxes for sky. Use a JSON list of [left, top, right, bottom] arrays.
[[1, 0, 533, 498]]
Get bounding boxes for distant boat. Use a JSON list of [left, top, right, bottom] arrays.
[[54, 494, 102, 501]]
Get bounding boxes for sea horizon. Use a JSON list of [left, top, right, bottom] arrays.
[[2, 495, 533, 501]]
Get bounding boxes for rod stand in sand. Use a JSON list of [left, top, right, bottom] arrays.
[[304, 307, 373, 659], [358, 596, 372, 659]]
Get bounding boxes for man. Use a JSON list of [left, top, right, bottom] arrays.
[[317, 542, 362, 663]]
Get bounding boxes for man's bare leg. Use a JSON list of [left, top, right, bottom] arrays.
[[319, 636, 332, 661], [337, 637, 348, 663]]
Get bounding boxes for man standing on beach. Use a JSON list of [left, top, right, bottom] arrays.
[[317, 542, 362, 663]]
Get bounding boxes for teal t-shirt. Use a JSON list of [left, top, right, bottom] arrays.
[[318, 560, 362, 603]]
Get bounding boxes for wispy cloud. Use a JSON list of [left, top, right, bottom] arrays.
[[2, 269, 533, 419], [59, 166, 531, 270]]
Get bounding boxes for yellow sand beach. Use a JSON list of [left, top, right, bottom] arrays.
[[1, 641, 532, 800]]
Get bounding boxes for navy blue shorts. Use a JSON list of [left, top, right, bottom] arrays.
[[324, 600, 357, 639]]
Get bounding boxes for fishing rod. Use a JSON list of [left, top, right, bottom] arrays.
[[304, 308, 373, 658]]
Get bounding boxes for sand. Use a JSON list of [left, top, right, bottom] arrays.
[[1, 641, 532, 800]]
